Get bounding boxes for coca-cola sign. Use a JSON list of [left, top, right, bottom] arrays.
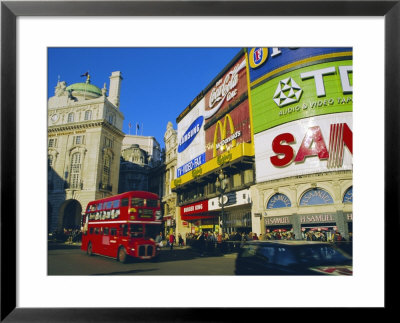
[[204, 56, 247, 121]]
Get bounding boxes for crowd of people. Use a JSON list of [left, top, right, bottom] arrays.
[[301, 230, 348, 242]]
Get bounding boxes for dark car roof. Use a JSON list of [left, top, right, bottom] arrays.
[[242, 240, 333, 247]]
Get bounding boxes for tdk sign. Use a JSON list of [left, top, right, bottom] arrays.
[[178, 116, 203, 153]]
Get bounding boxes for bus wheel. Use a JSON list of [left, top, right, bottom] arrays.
[[118, 246, 127, 263], [87, 242, 93, 256]]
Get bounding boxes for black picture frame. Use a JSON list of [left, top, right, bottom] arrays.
[[1, 1, 397, 321]]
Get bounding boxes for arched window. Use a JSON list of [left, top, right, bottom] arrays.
[[299, 188, 333, 206], [67, 112, 74, 123], [267, 193, 292, 209], [84, 110, 92, 121], [70, 152, 81, 189], [343, 186, 353, 203]]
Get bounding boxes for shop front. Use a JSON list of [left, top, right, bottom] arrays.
[[263, 210, 352, 241], [264, 216, 294, 239], [180, 200, 217, 234]]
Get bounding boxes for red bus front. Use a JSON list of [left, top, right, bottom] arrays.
[[81, 191, 163, 263]]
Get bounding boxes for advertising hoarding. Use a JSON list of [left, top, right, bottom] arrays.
[[254, 113, 352, 182], [247, 47, 352, 85], [171, 52, 254, 189], [204, 54, 252, 163], [204, 101, 252, 162], [204, 55, 248, 125], [251, 59, 353, 134], [176, 98, 206, 177]]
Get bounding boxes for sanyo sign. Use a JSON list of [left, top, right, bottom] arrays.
[[254, 113, 353, 182]]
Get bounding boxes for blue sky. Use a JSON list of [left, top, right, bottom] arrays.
[[48, 47, 241, 147]]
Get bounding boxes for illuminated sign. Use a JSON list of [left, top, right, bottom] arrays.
[[205, 58, 246, 120], [212, 114, 240, 158], [249, 47, 269, 68], [270, 122, 352, 168], [178, 116, 204, 153], [205, 100, 251, 162], [247, 47, 352, 85], [181, 200, 208, 216], [176, 98, 206, 175], [254, 113, 353, 182], [177, 153, 206, 178], [251, 60, 353, 134]]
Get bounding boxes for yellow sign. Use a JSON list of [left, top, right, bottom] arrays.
[[171, 142, 254, 189]]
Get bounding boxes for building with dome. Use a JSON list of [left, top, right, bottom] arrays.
[[47, 71, 124, 232]]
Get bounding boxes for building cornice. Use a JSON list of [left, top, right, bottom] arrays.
[[48, 120, 125, 138]]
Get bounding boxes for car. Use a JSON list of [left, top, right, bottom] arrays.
[[235, 240, 352, 275]]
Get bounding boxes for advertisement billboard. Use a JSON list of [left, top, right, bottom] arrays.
[[251, 59, 353, 134], [254, 113, 352, 182], [204, 54, 252, 163], [176, 98, 206, 178], [247, 47, 352, 85], [204, 101, 252, 162], [204, 55, 248, 125]]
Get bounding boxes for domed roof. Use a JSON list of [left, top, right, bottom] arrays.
[[66, 82, 102, 97]]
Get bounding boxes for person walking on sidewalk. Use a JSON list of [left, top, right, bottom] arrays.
[[169, 232, 175, 250], [178, 233, 184, 247]]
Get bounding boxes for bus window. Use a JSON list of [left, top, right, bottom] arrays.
[[131, 197, 144, 207], [110, 228, 117, 236], [106, 201, 112, 209], [121, 198, 129, 207], [120, 224, 128, 237], [146, 199, 159, 208], [97, 203, 103, 211], [113, 200, 120, 208], [94, 228, 99, 235], [87, 205, 91, 212], [90, 227, 94, 234], [130, 224, 144, 238], [103, 227, 109, 235], [145, 224, 161, 239]]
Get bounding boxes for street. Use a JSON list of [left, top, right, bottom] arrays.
[[48, 243, 237, 275]]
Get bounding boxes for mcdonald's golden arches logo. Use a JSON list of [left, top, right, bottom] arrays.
[[213, 114, 242, 158]]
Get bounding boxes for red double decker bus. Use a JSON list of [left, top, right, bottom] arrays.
[[81, 191, 162, 263]]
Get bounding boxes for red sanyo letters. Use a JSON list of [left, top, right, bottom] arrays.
[[270, 123, 352, 167]]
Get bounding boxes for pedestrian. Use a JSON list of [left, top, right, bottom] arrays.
[[178, 233, 184, 247], [253, 233, 259, 240], [198, 231, 206, 256], [155, 232, 163, 247], [169, 232, 175, 250]]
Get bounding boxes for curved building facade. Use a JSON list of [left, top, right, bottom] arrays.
[[247, 47, 353, 240]]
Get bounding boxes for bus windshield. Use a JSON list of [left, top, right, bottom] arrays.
[[146, 199, 159, 208]]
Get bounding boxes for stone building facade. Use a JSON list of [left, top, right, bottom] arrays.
[[47, 71, 124, 232], [162, 122, 177, 236], [118, 135, 164, 197]]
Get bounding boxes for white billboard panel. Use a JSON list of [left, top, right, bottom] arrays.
[[176, 98, 206, 178], [255, 113, 353, 182]]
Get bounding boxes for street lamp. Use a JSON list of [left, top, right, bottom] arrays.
[[215, 170, 229, 235]]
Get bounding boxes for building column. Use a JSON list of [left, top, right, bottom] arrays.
[[335, 210, 348, 240], [291, 213, 302, 240]]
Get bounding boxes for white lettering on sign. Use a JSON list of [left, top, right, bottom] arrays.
[[265, 217, 290, 225], [183, 203, 203, 214], [215, 130, 241, 150], [300, 66, 353, 97], [179, 124, 201, 146], [205, 59, 246, 119], [300, 214, 335, 223]]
